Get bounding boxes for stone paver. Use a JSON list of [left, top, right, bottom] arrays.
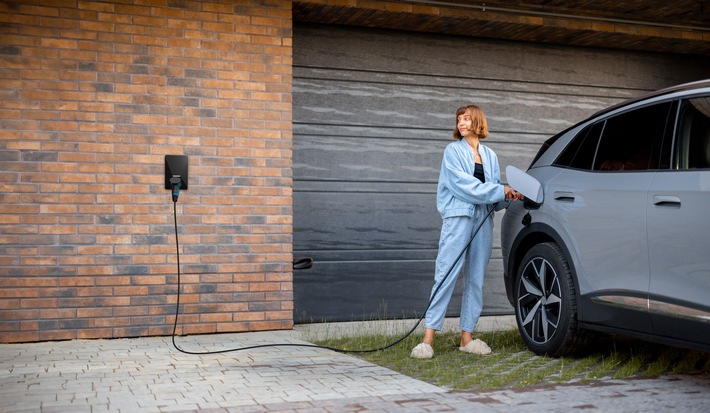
[[190, 375, 710, 413], [2, 319, 709, 412], [1, 330, 442, 412]]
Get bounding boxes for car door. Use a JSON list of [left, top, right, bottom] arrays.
[[549, 102, 674, 332], [548, 168, 655, 332], [647, 96, 710, 346]]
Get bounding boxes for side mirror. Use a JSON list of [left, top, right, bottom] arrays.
[[506, 166, 543, 204]]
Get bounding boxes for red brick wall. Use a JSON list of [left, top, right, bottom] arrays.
[[0, 0, 293, 343]]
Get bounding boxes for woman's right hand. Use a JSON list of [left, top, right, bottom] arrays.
[[504, 185, 523, 201]]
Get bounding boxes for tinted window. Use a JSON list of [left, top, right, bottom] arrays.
[[554, 122, 604, 170], [593, 102, 672, 171], [674, 97, 710, 170]]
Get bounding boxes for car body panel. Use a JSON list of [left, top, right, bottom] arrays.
[[543, 169, 652, 297]]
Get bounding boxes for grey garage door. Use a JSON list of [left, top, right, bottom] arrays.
[[292, 23, 710, 324]]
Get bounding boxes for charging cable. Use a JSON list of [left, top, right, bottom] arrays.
[[169, 180, 498, 355]]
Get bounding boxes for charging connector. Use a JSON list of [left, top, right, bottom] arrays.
[[170, 176, 182, 203]]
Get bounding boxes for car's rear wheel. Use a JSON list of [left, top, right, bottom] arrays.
[[514, 242, 585, 357]]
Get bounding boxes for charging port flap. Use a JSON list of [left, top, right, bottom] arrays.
[[506, 165, 543, 204]]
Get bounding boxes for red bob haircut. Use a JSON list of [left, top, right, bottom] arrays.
[[453, 105, 489, 140]]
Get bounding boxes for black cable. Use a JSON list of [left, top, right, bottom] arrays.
[[170, 194, 498, 355]]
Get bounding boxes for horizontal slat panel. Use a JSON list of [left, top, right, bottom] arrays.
[[293, 190, 506, 253], [294, 134, 541, 183], [294, 78, 616, 135], [294, 123, 549, 144], [294, 24, 709, 90], [293, 66, 642, 101], [293, 192, 439, 251], [293, 258, 512, 323]]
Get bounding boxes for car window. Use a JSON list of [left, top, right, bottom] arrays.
[[553, 121, 604, 170], [593, 102, 672, 171], [673, 97, 710, 170]]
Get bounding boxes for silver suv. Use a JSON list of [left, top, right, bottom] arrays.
[[501, 79, 710, 356]]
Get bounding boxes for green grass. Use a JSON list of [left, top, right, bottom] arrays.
[[315, 329, 710, 390]]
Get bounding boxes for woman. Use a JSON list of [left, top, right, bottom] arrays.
[[411, 105, 522, 359]]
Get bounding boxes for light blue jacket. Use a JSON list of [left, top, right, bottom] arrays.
[[436, 138, 506, 219]]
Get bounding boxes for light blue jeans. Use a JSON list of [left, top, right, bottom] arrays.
[[424, 208, 493, 333]]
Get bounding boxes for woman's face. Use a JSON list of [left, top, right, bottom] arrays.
[[457, 111, 475, 138]]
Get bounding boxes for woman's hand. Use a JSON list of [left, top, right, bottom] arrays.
[[504, 185, 524, 201]]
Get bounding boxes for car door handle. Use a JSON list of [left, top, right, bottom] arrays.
[[652, 195, 681, 207], [554, 191, 575, 202]]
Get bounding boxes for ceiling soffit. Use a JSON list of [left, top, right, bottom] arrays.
[[293, 0, 710, 55]]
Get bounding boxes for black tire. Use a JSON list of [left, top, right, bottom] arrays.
[[514, 242, 586, 357]]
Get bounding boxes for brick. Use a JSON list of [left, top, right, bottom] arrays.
[[77, 328, 112, 339], [39, 330, 75, 341], [248, 320, 285, 331], [95, 315, 130, 326], [0, 331, 39, 343], [20, 296, 58, 309], [39, 308, 75, 319], [76, 307, 112, 318], [57, 276, 95, 287]]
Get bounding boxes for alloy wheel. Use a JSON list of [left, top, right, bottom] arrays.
[[517, 256, 563, 345]]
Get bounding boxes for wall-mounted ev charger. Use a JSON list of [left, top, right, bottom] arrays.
[[165, 155, 188, 202]]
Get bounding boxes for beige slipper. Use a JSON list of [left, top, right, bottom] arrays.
[[410, 342, 434, 359], [459, 338, 492, 355]]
